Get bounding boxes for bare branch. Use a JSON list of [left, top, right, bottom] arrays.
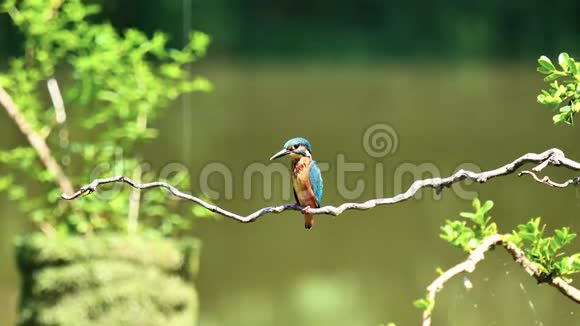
[[502, 241, 580, 303], [62, 148, 580, 222], [518, 170, 580, 188], [422, 234, 580, 326], [0, 85, 74, 195], [62, 175, 304, 222]]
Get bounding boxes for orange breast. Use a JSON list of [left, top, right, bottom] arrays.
[[292, 157, 318, 207]]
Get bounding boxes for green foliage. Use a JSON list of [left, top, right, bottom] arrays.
[[15, 233, 200, 325], [419, 199, 580, 313], [440, 198, 497, 251], [536, 53, 580, 125], [0, 0, 213, 235], [509, 218, 580, 279], [440, 199, 580, 279]]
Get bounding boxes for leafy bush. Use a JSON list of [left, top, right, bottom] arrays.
[[15, 234, 200, 325], [0, 0, 212, 235]]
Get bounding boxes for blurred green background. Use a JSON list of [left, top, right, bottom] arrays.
[[2, 1, 580, 325]]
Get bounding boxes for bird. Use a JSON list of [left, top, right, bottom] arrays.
[[270, 137, 323, 229]]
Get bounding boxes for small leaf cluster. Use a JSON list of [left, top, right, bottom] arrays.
[[537, 53, 580, 125], [0, 0, 212, 235], [509, 218, 580, 280], [440, 199, 497, 252]]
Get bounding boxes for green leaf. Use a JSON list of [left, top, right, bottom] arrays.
[[560, 105, 572, 113], [558, 53, 570, 70], [459, 212, 475, 219], [160, 63, 183, 79], [472, 198, 481, 211], [8, 185, 25, 200], [554, 227, 576, 247], [413, 297, 434, 311], [553, 113, 567, 124], [189, 31, 211, 56], [569, 59, 578, 75], [538, 56, 556, 73], [480, 200, 494, 214], [544, 71, 566, 82], [537, 66, 553, 74], [0, 175, 14, 191]]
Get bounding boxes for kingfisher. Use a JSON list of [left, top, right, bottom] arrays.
[[270, 137, 323, 229]]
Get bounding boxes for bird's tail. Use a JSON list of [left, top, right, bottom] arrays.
[[304, 213, 314, 229]]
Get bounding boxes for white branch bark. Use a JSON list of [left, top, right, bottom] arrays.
[[62, 148, 580, 222]]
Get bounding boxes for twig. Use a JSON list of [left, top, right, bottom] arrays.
[[62, 148, 580, 222], [519, 170, 580, 188], [0, 85, 74, 195], [422, 234, 580, 326]]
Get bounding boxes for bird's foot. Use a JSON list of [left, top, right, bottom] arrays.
[[302, 205, 311, 214]]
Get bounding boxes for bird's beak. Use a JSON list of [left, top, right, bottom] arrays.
[[270, 148, 291, 160]]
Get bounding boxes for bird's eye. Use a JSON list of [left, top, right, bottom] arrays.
[[293, 145, 299, 150]]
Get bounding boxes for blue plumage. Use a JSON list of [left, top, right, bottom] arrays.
[[284, 137, 312, 154], [309, 161, 323, 207]]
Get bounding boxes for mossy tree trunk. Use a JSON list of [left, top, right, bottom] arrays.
[[15, 234, 201, 326]]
